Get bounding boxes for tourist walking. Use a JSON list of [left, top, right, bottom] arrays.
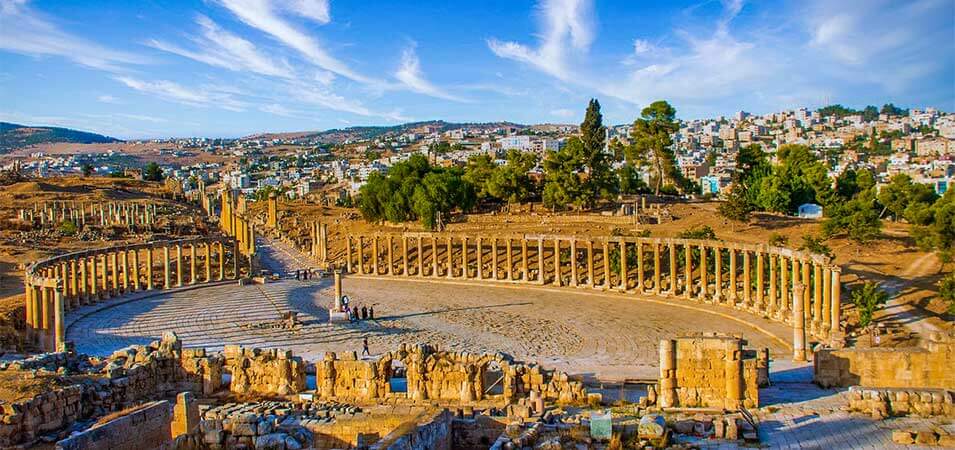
[[362, 337, 370, 356], [361, 305, 368, 320], [368, 306, 374, 320]]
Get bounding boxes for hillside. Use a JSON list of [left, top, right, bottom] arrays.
[[0, 122, 122, 151], [244, 120, 527, 144]]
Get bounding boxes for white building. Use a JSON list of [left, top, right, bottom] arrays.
[[500, 135, 532, 151]]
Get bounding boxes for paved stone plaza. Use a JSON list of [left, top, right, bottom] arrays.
[[67, 238, 794, 381]]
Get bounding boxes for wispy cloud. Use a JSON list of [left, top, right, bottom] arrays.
[[147, 15, 294, 78], [549, 108, 576, 119], [487, 0, 595, 81], [97, 95, 121, 104], [0, 0, 145, 71], [214, 0, 376, 84], [114, 76, 246, 111], [395, 44, 466, 102]]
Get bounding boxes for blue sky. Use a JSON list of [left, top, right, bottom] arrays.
[[1, 0, 952, 139]]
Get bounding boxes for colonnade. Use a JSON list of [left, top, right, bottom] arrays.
[[345, 233, 844, 350], [23, 237, 242, 353], [20, 201, 158, 228], [219, 189, 256, 257]]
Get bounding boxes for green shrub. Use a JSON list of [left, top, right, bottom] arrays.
[[850, 282, 889, 328], [939, 273, 955, 315], [58, 220, 78, 236]]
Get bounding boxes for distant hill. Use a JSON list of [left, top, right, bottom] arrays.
[[0, 122, 122, 151], [244, 120, 528, 144]]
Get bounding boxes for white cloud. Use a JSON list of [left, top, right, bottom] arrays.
[[549, 108, 576, 118], [0, 0, 145, 71], [215, 0, 376, 84], [395, 44, 466, 102], [488, 0, 595, 80], [147, 15, 294, 78], [114, 76, 245, 111], [632, 39, 653, 55], [259, 103, 295, 117], [97, 95, 120, 104], [283, 0, 330, 24]]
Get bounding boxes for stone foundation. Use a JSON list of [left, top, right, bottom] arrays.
[[814, 332, 955, 389], [656, 334, 768, 409]]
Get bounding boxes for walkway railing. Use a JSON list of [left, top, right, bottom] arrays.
[[23, 236, 245, 352], [344, 233, 844, 359]]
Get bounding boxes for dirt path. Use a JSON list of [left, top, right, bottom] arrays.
[[876, 251, 943, 337]]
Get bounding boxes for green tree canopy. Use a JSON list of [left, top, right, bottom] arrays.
[[630, 100, 682, 195]]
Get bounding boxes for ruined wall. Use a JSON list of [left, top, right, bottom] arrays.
[[369, 409, 453, 450], [451, 415, 508, 450], [657, 335, 767, 409], [55, 400, 174, 450], [845, 387, 955, 419], [223, 346, 307, 397], [813, 333, 955, 389]]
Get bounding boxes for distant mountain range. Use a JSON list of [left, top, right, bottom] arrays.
[[0, 122, 122, 151], [243, 120, 532, 144]]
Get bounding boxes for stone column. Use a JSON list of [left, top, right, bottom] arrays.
[[659, 339, 677, 408], [476, 237, 484, 279], [176, 244, 184, 287], [537, 239, 545, 285], [569, 240, 578, 287], [831, 267, 842, 337], [742, 251, 752, 308], [402, 236, 409, 276], [792, 282, 807, 362], [189, 244, 199, 284], [714, 247, 723, 303], [69, 259, 78, 303], [684, 243, 692, 299], [24, 285, 34, 340], [756, 251, 764, 312], [218, 242, 225, 281], [553, 239, 561, 286], [204, 243, 212, 283], [121, 249, 130, 292], [521, 238, 529, 282], [668, 241, 677, 296], [699, 244, 708, 300], [417, 237, 424, 277], [801, 260, 811, 325], [728, 248, 737, 303], [111, 251, 120, 294], [357, 236, 365, 274], [387, 235, 394, 275], [724, 339, 743, 409], [131, 248, 140, 291], [40, 285, 51, 351], [164, 246, 171, 289], [602, 240, 610, 288], [653, 242, 661, 295], [53, 282, 65, 352], [462, 236, 469, 279], [780, 257, 790, 317], [446, 236, 454, 279], [372, 236, 380, 275], [346, 236, 353, 273], [432, 237, 439, 277], [822, 265, 832, 333], [506, 238, 513, 281], [78, 257, 88, 304], [813, 263, 823, 334], [334, 270, 343, 311], [768, 254, 777, 318], [492, 238, 499, 280], [232, 240, 240, 278], [90, 255, 98, 299], [586, 240, 594, 288], [146, 247, 154, 290], [637, 242, 645, 292], [619, 240, 627, 292]]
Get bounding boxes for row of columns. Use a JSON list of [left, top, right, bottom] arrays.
[[311, 222, 329, 262], [219, 189, 256, 258], [23, 239, 239, 352], [21, 201, 158, 227], [345, 234, 844, 348]]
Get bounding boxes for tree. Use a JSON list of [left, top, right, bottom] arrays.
[[81, 163, 94, 177], [878, 174, 938, 221], [880, 103, 907, 116], [542, 137, 588, 210], [823, 195, 882, 245], [143, 162, 163, 182], [912, 188, 955, 264], [579, 99, 616, 204], [630, 100, 681, 195], [718, 184, 753, 223], [616, 163, 648, 195], [486, 150, 538, 204], [850, 282, 889, 328], [463, 154, 496, 201], [939, 273, 955, 315]]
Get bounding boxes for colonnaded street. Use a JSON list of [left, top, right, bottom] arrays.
[[67, 237, 792, 381]]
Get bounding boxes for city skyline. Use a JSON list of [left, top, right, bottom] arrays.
[[1, 0, 953, 139]]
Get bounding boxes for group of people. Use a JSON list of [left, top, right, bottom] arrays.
[[343, 303, 373, 322], [294, 269, 312, 280]]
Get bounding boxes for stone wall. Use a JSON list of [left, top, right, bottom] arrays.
[[657, 334, 768, 409], [451, 415, 507, 450], [55, 400, 174, 450], [813, 332, 955, 389], [845, 387, 955, 419], [369, 409, 452, 450], [223, 346, 307, 397]]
